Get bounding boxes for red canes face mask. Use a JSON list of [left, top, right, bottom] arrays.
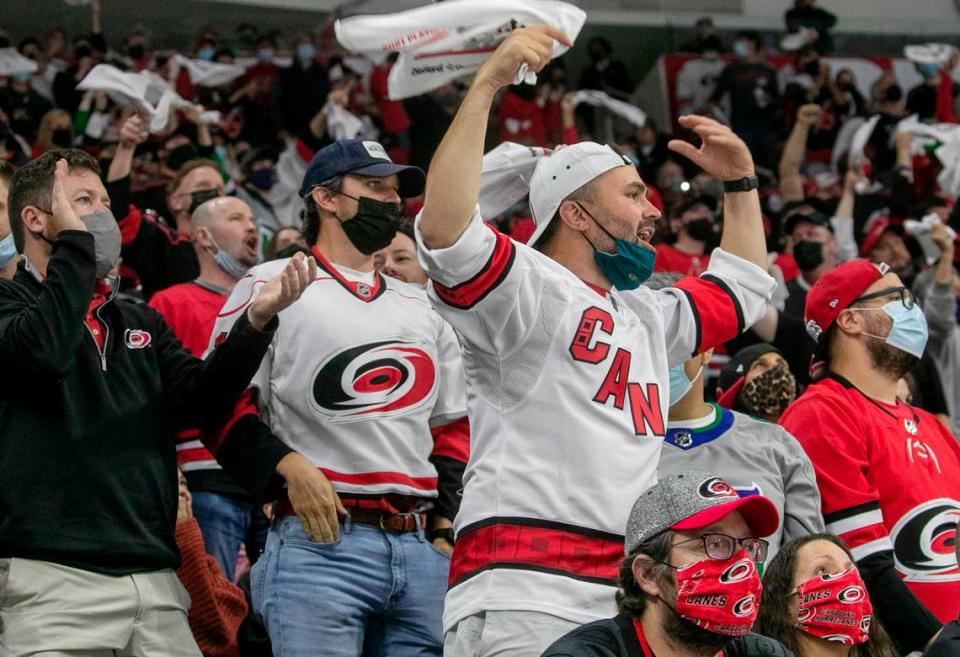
[[794, 568, 872, 645], [671, 550, 762, 636]]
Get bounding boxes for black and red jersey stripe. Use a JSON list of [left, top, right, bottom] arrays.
[[433, 225, 516, 310]]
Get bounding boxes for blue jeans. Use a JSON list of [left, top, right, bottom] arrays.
[[251, 515, 449, 657], [191, 491, 270, 581]]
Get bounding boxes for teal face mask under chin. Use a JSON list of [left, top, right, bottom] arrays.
[[579, 203, 656, 291]]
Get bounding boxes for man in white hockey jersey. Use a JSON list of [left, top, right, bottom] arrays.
[[209, 139, 470, 657], [415, 26, 778, 656]]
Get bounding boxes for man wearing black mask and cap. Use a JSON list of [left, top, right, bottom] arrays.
[[780, 204, 839, 317], [209, 138, 470, 657]]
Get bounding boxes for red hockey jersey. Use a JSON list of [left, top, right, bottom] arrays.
[[780, 374, 960, 622]]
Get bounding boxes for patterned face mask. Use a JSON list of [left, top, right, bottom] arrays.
[[738, 362, 796, 420]]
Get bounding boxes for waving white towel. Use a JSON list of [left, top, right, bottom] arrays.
[[336, 0, 585, 100]]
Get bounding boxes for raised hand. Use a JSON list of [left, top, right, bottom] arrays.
[[118, 114, 148, 149], [472, 25, 572, 93], [796, 103, 823, 127], [50, 159, 86, 235], [247, 251, 318, 330], [667, 115, 755, 182]]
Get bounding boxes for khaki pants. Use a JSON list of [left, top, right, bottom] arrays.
[[0, 558, 200, 657]]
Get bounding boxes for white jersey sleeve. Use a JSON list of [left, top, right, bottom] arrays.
[[415, 207, 556, 355], [623, 248, 777, 365]]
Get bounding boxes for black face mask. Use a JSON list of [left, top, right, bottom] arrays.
[[127, 44, 145, 60], [793, 240, 824, 271], [74, 45, 93, 60], [51, 128, 72, 148], [188, 189, 221, 215], [803, 60, 821, 76], [337, 193, 401, 255], [685, 217, 715, 242]]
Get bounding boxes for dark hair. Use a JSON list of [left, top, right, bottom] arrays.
[[736, 30, 762, 49], [532, 178, 599, 253], [9, 149, 99, 251], [616, 530, 673, 618], [755, 533, 899, 657], [0, 160, 14, 186], [397, 217, 415, 242], [301, 175, 344, 246]]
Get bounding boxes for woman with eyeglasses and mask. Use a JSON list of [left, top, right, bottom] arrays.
[[755, 534, 898, 657]]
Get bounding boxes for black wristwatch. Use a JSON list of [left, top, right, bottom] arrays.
[[433, 528, 455, 544], [723, 175, 760, 193]]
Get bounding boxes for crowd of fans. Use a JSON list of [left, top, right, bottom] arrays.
[[2, 0, 960, 656]]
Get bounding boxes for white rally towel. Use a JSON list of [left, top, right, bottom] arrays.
[[570, 90, 647, 129], [478, 141, 548, 219], [174, 54, 246, 87], [0, 48, 39, 76], [335, 0, 586, 100], [77, 64, 220, 134], [847, 113, 881, 165], [903, 43, 958, 67]]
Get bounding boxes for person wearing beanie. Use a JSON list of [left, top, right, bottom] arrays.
[[716, 343, 797, 422], [780, 258, 960, 653]]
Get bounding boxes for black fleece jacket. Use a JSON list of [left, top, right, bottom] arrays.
[[0, 232, 290, 575]]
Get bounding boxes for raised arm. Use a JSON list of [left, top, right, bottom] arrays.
[[667, 115, 767, 272], [418, 25, 571, 250], [779, 104, 821, 203]]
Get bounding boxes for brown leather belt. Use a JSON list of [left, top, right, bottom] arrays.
[[275, 498, 422, 534]]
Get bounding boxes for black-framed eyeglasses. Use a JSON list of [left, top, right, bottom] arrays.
[[852, 286, 914, 310], [672, 533, 769, 562]]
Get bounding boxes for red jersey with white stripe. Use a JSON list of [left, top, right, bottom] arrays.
[[207, 247, 468, 503], [149, 281, 235, 481], [780, 374, 960, 622], [415, 209, 776, 631]]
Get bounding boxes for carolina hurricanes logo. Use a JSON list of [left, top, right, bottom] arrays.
[[698, 476, 738, 500], [732, 595, 756, 618], [860, 615, 872, 633], [720, 558, 754, 584], [837, 585, 865, 604], [823, 635, 856, 645], [124, 329, 152, 349], [891, 498, 960, 582], [797, 607, 814, 623], [311, 340, 437, 422]]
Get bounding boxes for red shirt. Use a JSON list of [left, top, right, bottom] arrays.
[[497, 90, 547, 147], [654, 244, 710, 276], [780, 374, 960, 622], [149, 281, 227, 357]]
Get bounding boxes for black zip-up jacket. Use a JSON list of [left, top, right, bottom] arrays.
[[0, 232, 291, 576]]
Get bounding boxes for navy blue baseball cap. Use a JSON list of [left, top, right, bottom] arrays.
[[298, 139, 426, 198]]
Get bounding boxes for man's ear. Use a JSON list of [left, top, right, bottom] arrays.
[[311, 186, 339, 215], [835, 307, 865, 336], [556, 199, 589, 232], [700, 348, 715, 368], [632, 555, 665, 597], [168, 192, 185, 213], [20, 206, 46, 239]]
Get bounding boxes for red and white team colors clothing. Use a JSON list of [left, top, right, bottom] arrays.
[[415, 208, 776, 631], [207, 247, 469, 517], [781, 374, 960, 622]]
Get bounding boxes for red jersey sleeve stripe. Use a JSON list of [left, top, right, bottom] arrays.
[[203, 388, 259, 456], [673, 275, 742, 352], [433, 226, 516, 310], [431, 417, 470, 463]]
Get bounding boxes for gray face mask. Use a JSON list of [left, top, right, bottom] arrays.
[[81, 210, 122, 278]]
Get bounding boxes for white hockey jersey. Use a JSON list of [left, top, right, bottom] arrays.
[[415, 209, 776, 631], [208, 246, 468, 504]]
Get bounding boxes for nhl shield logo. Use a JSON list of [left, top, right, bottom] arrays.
[[905, 419, 918, 435], [675, 431, 693, 448]]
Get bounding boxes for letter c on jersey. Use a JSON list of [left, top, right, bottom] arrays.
[[569, 307, 614, 363]]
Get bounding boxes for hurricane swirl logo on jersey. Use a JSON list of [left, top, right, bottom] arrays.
[[698, 476, 738, 501], [891, 498, 960, 582], [311, 339, 437, 422]]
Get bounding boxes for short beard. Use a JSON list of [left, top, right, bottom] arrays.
[[863, 314, 920, 379], [659, 580, 731, 655]]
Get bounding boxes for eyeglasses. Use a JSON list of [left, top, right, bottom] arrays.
[[672, 533, 769, 562], [851, 286, 914, 310]]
